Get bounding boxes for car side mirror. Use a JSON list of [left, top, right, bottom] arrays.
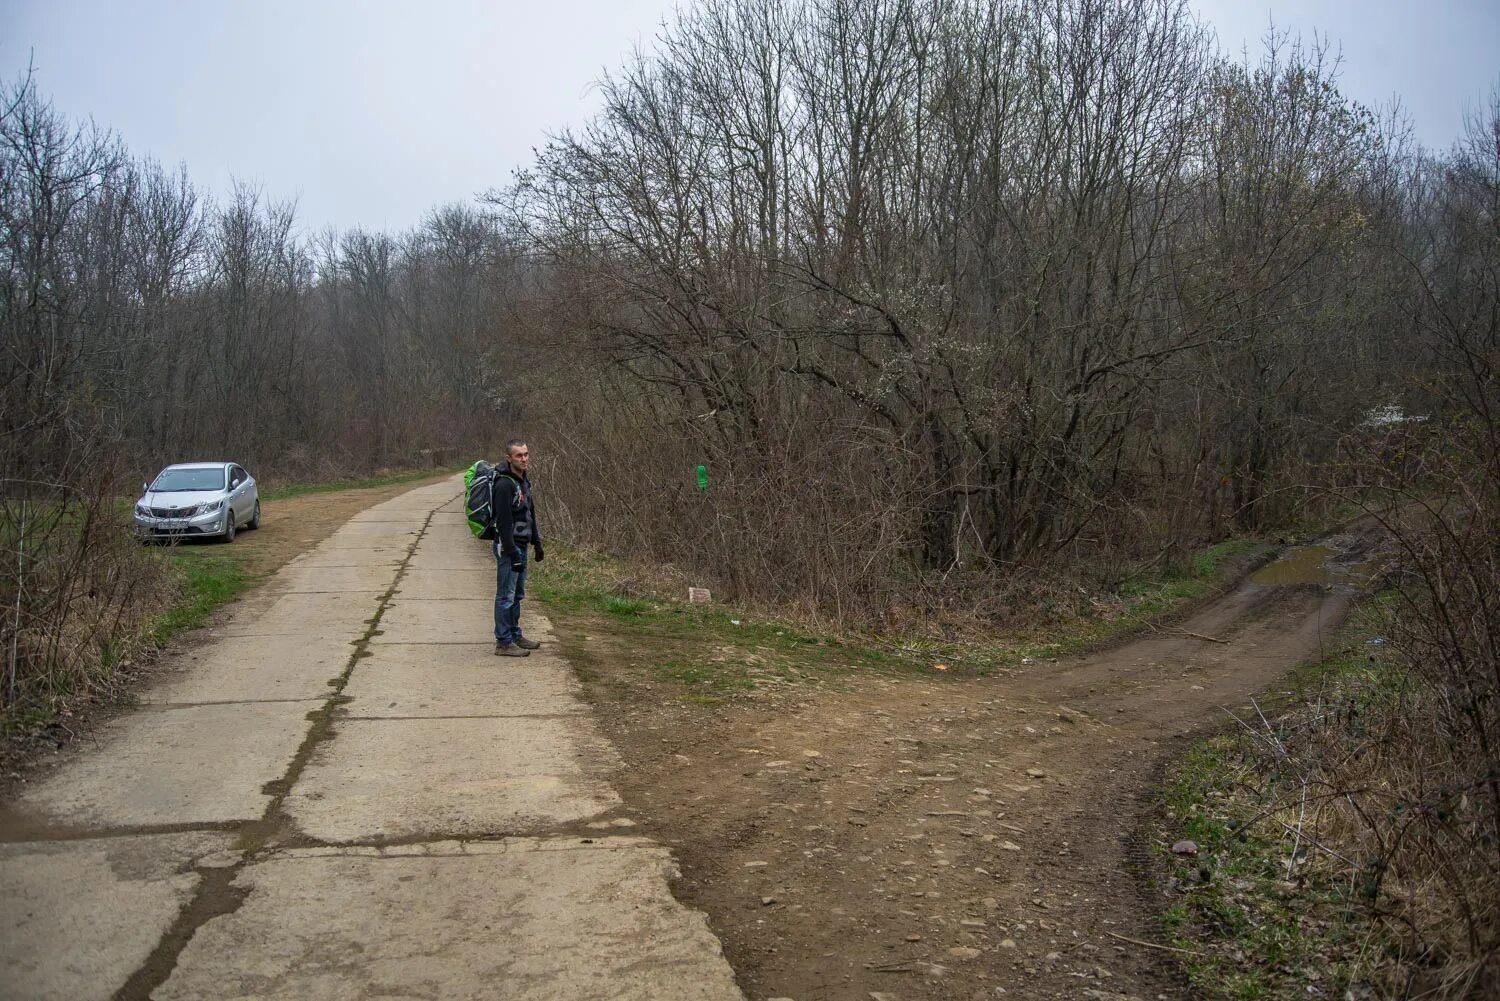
[[142, 482, 149, 494]]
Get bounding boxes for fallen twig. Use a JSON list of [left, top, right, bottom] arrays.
[[1104, 930, 1206, 957], [1175, 629, 1230, 644], [1144, 621, 1229, 644], [1268, 815, 1354, 866]]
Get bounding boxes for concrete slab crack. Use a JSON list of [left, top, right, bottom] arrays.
[[109, 502, 446, 1001], [0, 820, 243, 845], [337, 712, 584, 721]]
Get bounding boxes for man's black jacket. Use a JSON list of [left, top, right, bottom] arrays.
[[492, 465, 542, 563]]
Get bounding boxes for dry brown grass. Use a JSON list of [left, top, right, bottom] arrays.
[[1, 475, 179, 745]]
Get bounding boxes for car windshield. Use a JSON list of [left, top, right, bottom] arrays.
[[151, 468, 225, 492]]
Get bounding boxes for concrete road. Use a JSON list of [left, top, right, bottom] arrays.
[[0, 478, 743, 1001]]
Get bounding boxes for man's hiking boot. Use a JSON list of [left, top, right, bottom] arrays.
[[494, 643, 530, 657], [515, 637, 542, 650]]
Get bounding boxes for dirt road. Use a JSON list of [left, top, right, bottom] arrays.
[[0, 477, 741, 1000], [577, 530, 1383, 1001]]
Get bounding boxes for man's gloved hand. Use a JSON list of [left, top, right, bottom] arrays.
[[533, 541, 545, 563], [509, 551, 524, 573]]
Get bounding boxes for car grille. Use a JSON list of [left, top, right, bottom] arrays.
[[150, 506, 191, 517]]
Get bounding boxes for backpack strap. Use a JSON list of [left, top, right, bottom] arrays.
[[490, 472, 522, 554]]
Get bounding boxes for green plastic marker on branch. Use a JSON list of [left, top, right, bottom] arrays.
[[696, 464, 709, 491]]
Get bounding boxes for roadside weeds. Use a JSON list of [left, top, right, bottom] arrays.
[[1153, 592, 1498, 1000]]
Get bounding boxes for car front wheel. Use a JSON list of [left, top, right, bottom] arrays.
[[222, 506, 237, 543], [247, 499, 261, 530]]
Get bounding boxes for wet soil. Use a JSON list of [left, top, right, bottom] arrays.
[[1248, 537, 1385, 588], [570, 527, 1388, 1001]]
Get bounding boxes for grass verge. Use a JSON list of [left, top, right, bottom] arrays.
[[531, 535, 1268, 704], [261, 467, 457, 501], [532, 545, 928, 704], [1157, 737, 1377, 1000], [150, 552, 251, 645], [1153, 602, 1400, 1000]]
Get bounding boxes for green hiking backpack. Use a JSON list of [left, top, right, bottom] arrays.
[[464, 460, 497, 540]]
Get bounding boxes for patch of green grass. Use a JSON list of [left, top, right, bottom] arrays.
[[1157, 737, 1329, 999], [604, 595, 652, 618], [533, 533, 1273, 699], [1117, 538, 1266, 606], [1192, 537, 1265, 577], [1161, 902, 1190, 931], [653, 657, 757, 695], [151, 552, 251, 644], [1154, 602, 1409, 1000], [262, 467, 457, 501], [531, 542, 932, 701]]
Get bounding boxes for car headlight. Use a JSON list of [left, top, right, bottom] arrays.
[[135, 504, 149, 516], [192, 501, 224, 516]]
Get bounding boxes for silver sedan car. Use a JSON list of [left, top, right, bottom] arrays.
[[133, 462, 261, 542]]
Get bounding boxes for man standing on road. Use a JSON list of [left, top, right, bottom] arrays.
[[493, 439, 545, 657]]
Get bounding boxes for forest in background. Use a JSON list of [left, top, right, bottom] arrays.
[[4, 0, 1493, 679], [2, 3, 1496, 986]]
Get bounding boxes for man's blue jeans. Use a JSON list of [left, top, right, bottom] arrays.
[[494, 544, 528, 645]]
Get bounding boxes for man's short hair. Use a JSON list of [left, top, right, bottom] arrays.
[[505, 439, 528, 455]]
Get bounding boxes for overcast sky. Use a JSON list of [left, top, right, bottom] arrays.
[[2, 1, 1495, 236]]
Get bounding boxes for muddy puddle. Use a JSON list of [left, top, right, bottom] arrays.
[[1251, 542, 1382, 586]]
